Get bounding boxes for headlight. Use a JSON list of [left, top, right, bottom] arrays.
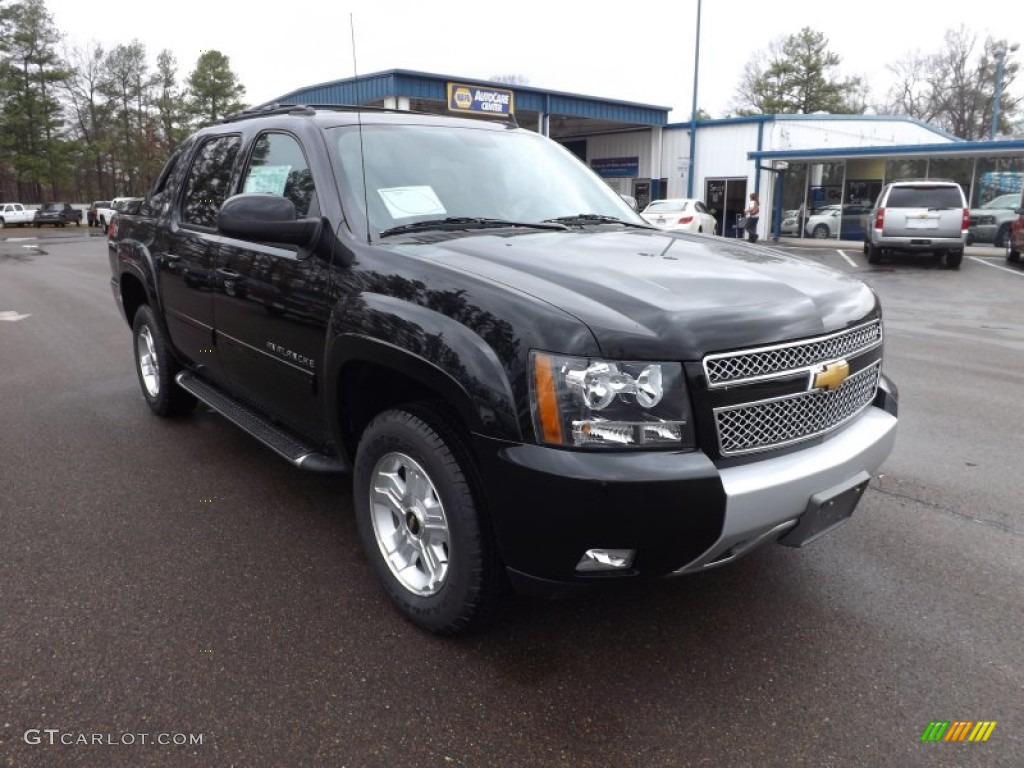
[[529, 351, 695, 449]]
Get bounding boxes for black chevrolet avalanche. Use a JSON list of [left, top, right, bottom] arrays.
[[108, 105, 899, 633]]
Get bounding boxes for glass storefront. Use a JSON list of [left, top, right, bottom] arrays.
[[775, 153, 1024, 240]]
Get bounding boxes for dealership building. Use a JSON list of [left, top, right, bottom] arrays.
[[267, 69, 1024, 241]]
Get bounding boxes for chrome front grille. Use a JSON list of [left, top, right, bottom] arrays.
[[714, 361, 881, 456], [703, 320, 882, 387]]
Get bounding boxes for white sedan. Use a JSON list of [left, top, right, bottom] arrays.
[[640, 198, 717, 233]]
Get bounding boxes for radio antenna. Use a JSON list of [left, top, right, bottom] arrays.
[[350, 13, 371, 244]]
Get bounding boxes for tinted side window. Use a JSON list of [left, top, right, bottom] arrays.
[[240, 132, 318, 218], [888, 187, 963, 208], [180, 135, 242, 227], [141, 145, 187, 218]]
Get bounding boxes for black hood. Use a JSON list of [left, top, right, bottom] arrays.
[[393, 228, 879, 359]]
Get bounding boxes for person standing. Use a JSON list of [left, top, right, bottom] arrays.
[[744, 192, 760, 243]]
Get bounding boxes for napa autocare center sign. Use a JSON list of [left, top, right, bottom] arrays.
[[447, 83, 515, 116]]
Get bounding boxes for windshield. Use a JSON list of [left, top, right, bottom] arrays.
[[980, 194, 1019, 209], [332, 123, 645, 239]]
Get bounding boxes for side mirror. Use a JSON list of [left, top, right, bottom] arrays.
[[619, 194, 639, 212], [218, 194, 320, 247]]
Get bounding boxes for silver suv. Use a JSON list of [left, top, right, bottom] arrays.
[[864, 180, 968, 269]]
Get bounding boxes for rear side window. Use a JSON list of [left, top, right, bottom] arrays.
[[180, 135, 242, 228], [887, 186, 963, 208]]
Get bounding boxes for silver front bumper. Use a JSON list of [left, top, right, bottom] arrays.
[[673, 406, 898, 574]]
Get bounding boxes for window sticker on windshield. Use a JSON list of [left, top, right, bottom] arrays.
[[244, 165, 291, 196], [378, 186, 446, 218]]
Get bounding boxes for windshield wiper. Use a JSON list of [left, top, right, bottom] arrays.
[[542, 213, 651, 229], [379, 217, 569, 237]]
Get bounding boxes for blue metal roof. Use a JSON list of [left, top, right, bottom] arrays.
[[264, 69, 670, 126], [749, 138, 1024, 161], [666, 112, 961, 142]]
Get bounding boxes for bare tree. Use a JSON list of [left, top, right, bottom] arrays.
[[879, 26, 1020, 139], [62, 40, 114, 196]]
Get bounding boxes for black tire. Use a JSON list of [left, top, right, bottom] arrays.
[[867, 243, 882, 264], [812, 224, 830, 239], [1007, 239, 1021, 264], [131, 304, 197, 417], [99, 216, 106, 228], [945, 250, 963, 270], [353, 407, 501, 634], [994, 224, 1010, 249]]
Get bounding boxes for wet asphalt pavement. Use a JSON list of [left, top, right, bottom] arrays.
[[1, 230, 1022, 767]]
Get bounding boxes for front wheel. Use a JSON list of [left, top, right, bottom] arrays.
[[1007, 237, 1021, 264], [994, 224, 1010, 249], [353, 407, 501, 634], [131, 305, 196, 417]]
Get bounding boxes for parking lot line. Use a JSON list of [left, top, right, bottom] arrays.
[[836, 249, 858, 268], [968, 256, 1024, 278]]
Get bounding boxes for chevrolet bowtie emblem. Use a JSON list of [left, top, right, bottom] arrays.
[[812, 360, 850, 391]]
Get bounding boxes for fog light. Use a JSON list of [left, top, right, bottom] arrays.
[[576, 548, 636, 573]]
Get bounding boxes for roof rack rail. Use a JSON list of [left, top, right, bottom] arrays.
[[890, 177, 958, 184], [221, 102, 522, 126], [221, 103, 317, 123], [221, 102, 439, 123]]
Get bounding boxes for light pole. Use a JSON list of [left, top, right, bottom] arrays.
[[686, 0, 701, 197], [990, 42, 1019, 140]]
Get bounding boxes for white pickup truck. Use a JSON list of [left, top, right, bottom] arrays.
[[0, 202, 36, 228], [95, 197, 135, 229]]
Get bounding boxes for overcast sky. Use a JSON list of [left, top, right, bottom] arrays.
[[44, 0, 1021, 122]]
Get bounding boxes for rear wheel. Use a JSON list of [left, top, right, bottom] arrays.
[[812, 224, 830, 239], [867, 243, 882, 264], [131, 304, 197, 417], [353, 407, 501, 634], [945, 250, 963, 270], [1007, 238, 1021, 264]]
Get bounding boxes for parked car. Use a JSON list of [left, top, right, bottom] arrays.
[[863, 180, 968, 269], [95, 197, 136, 229], [108, 104, 897, 634], [33, 202, 83, 227], [0, 202, 36, 228], [88, 200, 111, 228], [967, 193, 1020, 248], [779, 209, 800, 236], [804, 203, 873, 240], [640, 198, 717, 233], [1006, 203, 1024, 264]]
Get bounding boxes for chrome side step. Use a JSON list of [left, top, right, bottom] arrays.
[[175, 371, 348, 473]]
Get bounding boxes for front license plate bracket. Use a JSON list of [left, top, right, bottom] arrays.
[[777, 471, 871, 548]]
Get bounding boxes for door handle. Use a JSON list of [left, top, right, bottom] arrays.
[[217, 268, 241, 277]]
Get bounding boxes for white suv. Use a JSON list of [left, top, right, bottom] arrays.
[[864, 180, 968, 269]]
